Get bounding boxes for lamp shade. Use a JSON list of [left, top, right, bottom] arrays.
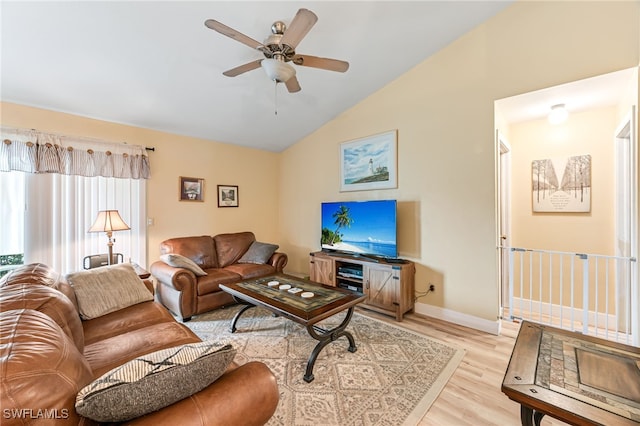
[[261, 58, 296, 83], [88, 210, 130, 233]]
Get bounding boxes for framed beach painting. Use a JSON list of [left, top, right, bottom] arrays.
[[340, 130, 397, 192]]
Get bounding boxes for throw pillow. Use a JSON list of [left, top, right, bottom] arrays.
[[160, 253, 207, 276], [76, 340, 236, 422], [238, 241, 279, 265], [65, 263, 153, 320]]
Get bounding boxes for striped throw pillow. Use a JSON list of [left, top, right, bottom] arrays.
[[76, 340, 236, 422]]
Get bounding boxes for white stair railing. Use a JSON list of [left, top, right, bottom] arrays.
[[505, 247, 637, 345]]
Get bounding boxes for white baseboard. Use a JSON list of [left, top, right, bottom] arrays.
[[415, 302, 501, 335]]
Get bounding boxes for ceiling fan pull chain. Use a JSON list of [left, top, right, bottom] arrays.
[[274, 80, 278, 116]]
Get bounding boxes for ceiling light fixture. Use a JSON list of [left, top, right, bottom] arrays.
[[261, 57, 296, 116], [261, 58, 296, 83], [548, 104, 568, 124]]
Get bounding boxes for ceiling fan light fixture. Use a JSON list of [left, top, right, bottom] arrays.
[[261, 58, 296, 83], [548, 103, 568, 124]]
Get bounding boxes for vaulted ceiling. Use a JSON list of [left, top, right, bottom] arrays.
[[2, 1, 514, 151]]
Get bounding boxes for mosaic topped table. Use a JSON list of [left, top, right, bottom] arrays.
[[220, 274, 366, 382], [502, 321, 640, 426]]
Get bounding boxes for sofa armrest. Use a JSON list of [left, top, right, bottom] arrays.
[[142, 279, 154, 295], [150, 261, 197, 292], [150, 261, 199, 320], [268, 252, 288, 272], [121, 361, 279, 426]]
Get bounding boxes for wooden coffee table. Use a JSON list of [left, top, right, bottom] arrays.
[[502, 321, 640, 425], [220, 274, 366, 382]]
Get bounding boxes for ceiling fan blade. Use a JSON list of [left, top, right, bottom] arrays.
[[223, 60, 263, 77], [205, 19, 265, 51], [292, 54, 349, 73], [279, 8, 318, 50], [285, 76, 301, 93]]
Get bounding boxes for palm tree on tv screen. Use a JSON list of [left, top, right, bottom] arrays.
[[330, 205, 354, 245]]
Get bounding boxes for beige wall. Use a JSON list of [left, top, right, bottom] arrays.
[[0, 102, 281, 266], [279, 1, 639, 323]]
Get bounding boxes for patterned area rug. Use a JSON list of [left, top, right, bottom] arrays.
[[186, 306, 465, 426]]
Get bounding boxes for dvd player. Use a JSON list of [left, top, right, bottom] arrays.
[[338, 283, 362, 292], [338, 266, 362, 276]]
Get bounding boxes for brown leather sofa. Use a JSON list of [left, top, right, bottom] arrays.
[[0, 263, 279, 426], [150, 232, 287, 321]]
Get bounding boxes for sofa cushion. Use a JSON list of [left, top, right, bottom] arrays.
[[0, 262, 79, 311], [238, 241, 279, 264], [1, 309, 93, 426], [214, 231, 255, 268], [83, 321, 202, 377], [76, 340, 236, 422], [65, 263, 153, 320], [0, 284, 85, 351], [1, 262, 64, 288], [196, 269, 243, 296], [82, 300, 176, 346], [224, 263, 277, 280], [160, 253, 208, 276], [160, 235, 218, 269]]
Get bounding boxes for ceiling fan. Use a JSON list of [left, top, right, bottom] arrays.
[[205, 8, 349, 93]]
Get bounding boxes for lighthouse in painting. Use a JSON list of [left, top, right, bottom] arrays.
[[369, 158, 374, 175]]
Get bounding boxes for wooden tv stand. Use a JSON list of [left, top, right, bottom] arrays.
[[308, 251, 415, 321]]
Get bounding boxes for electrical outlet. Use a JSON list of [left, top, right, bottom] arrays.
[[429, 284, 435, 292]]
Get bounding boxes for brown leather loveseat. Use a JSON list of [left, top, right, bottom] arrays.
[[0, 263, 279, 425], [150, 231, 287, 321]]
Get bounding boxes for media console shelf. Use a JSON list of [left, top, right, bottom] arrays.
[[309, 251, 415, 321]]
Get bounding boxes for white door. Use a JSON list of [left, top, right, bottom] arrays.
[[497, 130, 512, 315], [614, 107, 638, 344]]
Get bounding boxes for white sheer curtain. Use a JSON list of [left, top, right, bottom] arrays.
[[23, 173, 146, 274], [0, 127, 149, 275]]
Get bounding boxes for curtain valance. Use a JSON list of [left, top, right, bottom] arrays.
[[0, 127, 150, 179]]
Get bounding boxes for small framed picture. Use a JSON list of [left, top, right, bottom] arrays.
[[179, 177, 204, 202], [217, 185, 239, 207]]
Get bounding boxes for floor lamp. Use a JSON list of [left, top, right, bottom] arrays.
[[88, 210, 130, 265]]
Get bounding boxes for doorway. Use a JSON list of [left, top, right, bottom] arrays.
[[494, 68, 638, 342]]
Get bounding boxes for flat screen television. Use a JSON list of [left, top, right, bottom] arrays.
[[321, 199, 397, 259]]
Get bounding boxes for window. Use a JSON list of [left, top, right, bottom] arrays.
[[0, 170, 146, 275], [0, 171, 25, 277], [1, 127, 149, 275]]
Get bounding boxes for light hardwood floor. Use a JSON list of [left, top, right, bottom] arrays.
[[356, 308, 570, 426]]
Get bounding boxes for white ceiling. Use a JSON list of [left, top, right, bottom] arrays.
[[1, 1, 513, 152], [496, 68, 636, 125], [3, 2, 632, 152]]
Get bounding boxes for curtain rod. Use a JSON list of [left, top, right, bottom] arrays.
[[3, 126, 156, 152]]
